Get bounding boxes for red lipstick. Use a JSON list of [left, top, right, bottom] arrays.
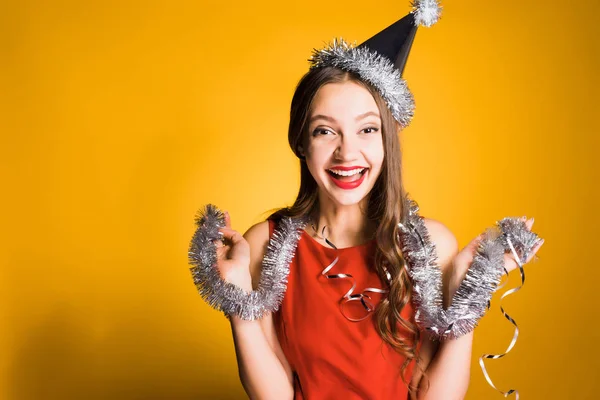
[[326, 168, 368, 190], [328, 165, 368, 170]]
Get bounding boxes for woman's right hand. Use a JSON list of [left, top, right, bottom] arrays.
[[214, 211, 253, 293]]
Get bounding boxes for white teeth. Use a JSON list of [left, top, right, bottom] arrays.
[[327, 168, 365, 176]]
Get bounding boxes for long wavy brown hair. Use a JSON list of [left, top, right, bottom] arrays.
[[267, 66, 426, 394]]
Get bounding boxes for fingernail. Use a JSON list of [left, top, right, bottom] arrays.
[[530, 217, 534, 225]]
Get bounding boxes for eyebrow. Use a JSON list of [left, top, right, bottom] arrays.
[[309, 111, 381, 124]]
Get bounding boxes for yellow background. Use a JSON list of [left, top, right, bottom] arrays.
[[1, 0, 598, 398]]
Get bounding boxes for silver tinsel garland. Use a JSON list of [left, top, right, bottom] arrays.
[[397, 200, 543, 340], [188, 204, 307, 320], [189, 200, 541, 339], [443, 229, 507, 339], [444, 217, 542, 340], [397, 199, 445, 334]]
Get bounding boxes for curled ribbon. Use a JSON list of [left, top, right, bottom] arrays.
[[479, 235, 525, 399], [312, 223, 390, 322]]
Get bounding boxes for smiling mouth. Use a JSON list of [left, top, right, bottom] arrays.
[[326, 168, 368, 182]]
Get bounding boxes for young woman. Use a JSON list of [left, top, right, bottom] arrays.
[[218, 69, 539, 399], [198, 2, 543, 399]]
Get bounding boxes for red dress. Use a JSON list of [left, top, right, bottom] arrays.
[[268, 218, 420, 400]]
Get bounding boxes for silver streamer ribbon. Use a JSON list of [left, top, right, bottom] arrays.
[[312, 223, 390, 322], [466, 218, 541, 398], [478, 233, 529, 399]]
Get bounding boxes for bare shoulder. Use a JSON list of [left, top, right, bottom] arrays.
[[243, 219, 270, 244], [422, 217, 459, 272], [243, 220, 270, 289]]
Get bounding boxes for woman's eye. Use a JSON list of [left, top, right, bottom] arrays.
[[363, 127, 379, 134], [313, 128, 333, 136], [312, 127, 378, 136]]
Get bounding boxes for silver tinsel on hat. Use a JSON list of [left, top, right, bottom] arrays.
[[188, 204, 307, 320], [308, 38, 415, 128], [412, 0, 443, 27], [307, 0, 442, 128]]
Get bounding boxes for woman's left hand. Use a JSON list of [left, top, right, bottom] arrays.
[[451, 217, 544, 289]]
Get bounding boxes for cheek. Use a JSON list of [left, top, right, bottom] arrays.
[[305, 148, 326, 176], [365, 140, 385, 167], [307, 156, 327, 178], [307, 140, 332, 162]]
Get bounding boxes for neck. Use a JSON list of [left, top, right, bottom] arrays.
[[309, 195, 376, 248]]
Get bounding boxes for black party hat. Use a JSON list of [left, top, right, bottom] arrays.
[[358, 13, 418, 76], [308, 1, 442, 127]]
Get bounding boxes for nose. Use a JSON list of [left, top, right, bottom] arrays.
[[335, 133, 361, 160]]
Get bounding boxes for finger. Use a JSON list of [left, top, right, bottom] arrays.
[[224, 211, 231, 229], [526, 217, 534, 231], [218, 227, 245, 261], [216, 243, 229, 259], [504, 253, 519, 273], [211, 238, 228, 257], [219, 227, 244, 245], [220, 226, 249, 259]]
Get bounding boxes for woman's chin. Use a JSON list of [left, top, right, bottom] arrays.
[[321, 186, 372, 206]]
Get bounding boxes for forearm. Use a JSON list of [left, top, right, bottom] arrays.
[[418, 262, 474, 399], [417, 331, 473, 399], [229, 316, 294, 400]]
